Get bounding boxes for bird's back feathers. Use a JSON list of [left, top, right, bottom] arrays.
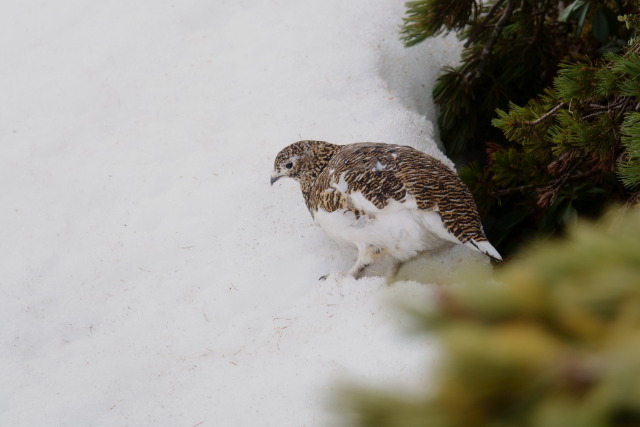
[[310, 143, 492, 248]]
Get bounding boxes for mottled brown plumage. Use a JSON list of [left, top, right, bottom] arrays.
[[271, 140, 501, 279]]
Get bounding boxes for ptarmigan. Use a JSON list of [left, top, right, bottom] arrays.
[[271, 140, 501, 279]]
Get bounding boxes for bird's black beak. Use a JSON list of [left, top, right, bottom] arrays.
[[270, 172, 283, 186]]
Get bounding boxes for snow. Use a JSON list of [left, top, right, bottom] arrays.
[[0, 0, 462, 425]]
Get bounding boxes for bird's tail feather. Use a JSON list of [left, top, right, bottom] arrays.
[[466, 239, 502, 261]]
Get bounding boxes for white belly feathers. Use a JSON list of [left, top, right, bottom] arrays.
[[312, 192, 459, 261]]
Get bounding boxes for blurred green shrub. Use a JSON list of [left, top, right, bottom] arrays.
[[341, 206, 640, 427]]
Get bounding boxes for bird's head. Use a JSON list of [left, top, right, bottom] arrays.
[[271, 140, 339, 186]]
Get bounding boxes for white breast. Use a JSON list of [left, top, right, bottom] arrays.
[[312, 194, 461, 261]]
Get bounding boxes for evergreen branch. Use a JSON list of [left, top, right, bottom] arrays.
[[471, 0, 516, 78], [620, 96, 637, 113], [516, 103, 565, 126], [463, 0, 507, 48], [400, 0, 480, 46], [530, 102, 564, 125], [536, 162, 583, 207], [582, 97, 637, 120], [582, 110, 608, 121], [604, 97, 633, 112], [490, 169, 600, 198], [532, 8, 546, 45], [619, 112, 640, 189], [587, 103, 607, 110]]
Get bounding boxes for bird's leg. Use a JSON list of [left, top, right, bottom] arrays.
[[318, 245, 381, 281], [346, 244, 378, 279], [385, 259, 401, 282]]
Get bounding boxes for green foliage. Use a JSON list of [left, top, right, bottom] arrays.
[[490, 44, 640, 218], [620, 112, 640, 189], [400, 0, 640, 256], [401, 0, 480, 46], [557, 0, 622, 43], [340, 207, 640, 427]]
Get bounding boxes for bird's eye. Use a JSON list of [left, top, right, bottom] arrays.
[[285, 162, 293, 169]]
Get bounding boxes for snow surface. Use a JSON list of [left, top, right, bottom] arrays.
[[1, 1, 462, 425]]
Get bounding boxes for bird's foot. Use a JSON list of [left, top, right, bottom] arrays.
[[319, 271, 353, 281], [346, 263, 370, 280]]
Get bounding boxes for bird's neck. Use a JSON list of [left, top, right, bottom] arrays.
[[298, 141, 341, 214], [300, 181, 316, 213]]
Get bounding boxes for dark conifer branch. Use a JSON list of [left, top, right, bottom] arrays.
[[471, 0, 515, 78], [526, 102, 565, 126], [463, 0, 507, 48], [490, 169, 599, 199]]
